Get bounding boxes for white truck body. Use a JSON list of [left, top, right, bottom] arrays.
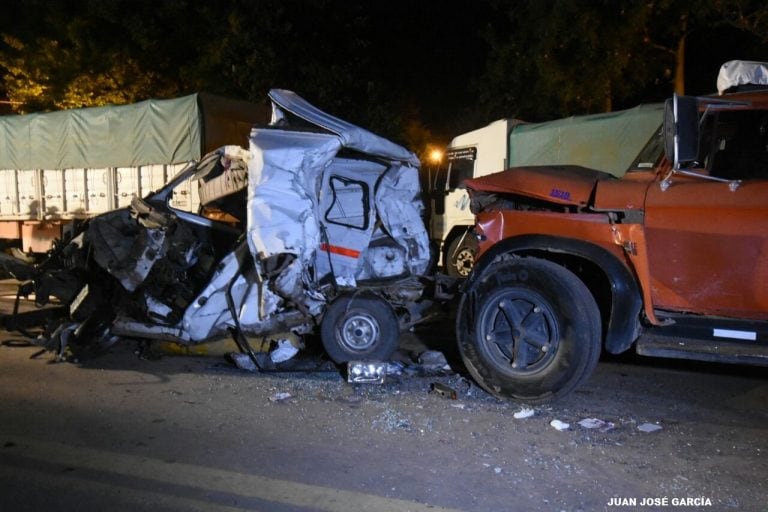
[[0, 164, 194, 252]]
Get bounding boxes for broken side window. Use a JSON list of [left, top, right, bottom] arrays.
[[708, 109, 768, 180], [324, 176, 369, 230]]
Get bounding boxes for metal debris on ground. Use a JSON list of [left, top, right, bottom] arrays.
[[347, 361, 387, 384], [430, 382, 458, 399], [637, 422, 663, 433], [385, 361, 405, 376], [230, 352, 258, 372], [270, 339, 299, 364], [549, 419, 570, 431], [268, 392, 292, 402], [418, 350, 451, 371], [578, 418, 615, 432], [513, 408, 535, 419]]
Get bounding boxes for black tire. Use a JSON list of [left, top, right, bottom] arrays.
[[457, 257, 601, 402], [445, 233, 478, 278], [320, 293, 400, 363]]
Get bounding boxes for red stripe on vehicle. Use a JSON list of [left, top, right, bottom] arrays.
[[320, 243, 361, 259]]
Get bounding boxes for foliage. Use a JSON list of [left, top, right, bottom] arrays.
[[474, 0, 768, 124], [0, 0, 415, 139], [0, 0, 766, 145]]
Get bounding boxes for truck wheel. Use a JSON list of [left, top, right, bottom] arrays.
[[457, 257, 601, 402], [445, 234, 477, 278], [321, 293, 399, 363]]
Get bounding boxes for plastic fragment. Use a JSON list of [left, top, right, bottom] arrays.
[[513, 408, 535, 419], [270, 339, 299, 363], [550, 419, 570, 431], [637, 422, 663, 433], [269, 392, 292, 402], [578, 418, 615, 432]]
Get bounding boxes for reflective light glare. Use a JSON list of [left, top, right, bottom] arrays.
[[347, 361, 386, 384]]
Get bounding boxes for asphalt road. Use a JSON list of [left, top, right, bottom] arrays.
[[0, 296, 766, 511]]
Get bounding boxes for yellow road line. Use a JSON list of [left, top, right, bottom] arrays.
[[0, 465, 256, 512], [3, 435, 464, 512]]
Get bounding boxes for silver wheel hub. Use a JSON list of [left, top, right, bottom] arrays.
[[340, 313, 379, 351]]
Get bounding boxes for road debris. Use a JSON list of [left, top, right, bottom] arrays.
[[418, 350, 451, 371], [430, 382, 458, 399], [230, 352, 258, 371], [578, 418, 615, 432], [268, 392, 292, 402], [637, 422, 663, 433], [347, 361, 387, 384], [513, 408, 535, 419], [549, 419, 570, 431], [270, 339, 299, 364], [386, 361, 406, 376]]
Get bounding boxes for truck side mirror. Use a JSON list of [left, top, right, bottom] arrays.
[[664, 94, 699, 169]]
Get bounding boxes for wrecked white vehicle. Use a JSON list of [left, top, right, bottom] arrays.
[[3, 90, 448, 367]]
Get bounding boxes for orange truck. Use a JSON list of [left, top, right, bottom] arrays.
[[457, 61, 768, 402]]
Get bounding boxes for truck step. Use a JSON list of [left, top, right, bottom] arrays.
[[636, 334, 768, 366], [652, 311, 768, 342]]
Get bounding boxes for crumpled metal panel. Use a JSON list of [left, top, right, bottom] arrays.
[[373, 161, 430, 276], [465, 165, 613, 207], [87, 210, 166, 292], [315, 158, 382, 286], [196, 146, 252, 205], [247, 130, 339, 262], [268, 89, 420, 166], [246, 89, 428, 294], [8, 89, 435, 354]]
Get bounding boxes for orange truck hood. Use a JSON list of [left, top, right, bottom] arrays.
[[464, 165, 615, 207]]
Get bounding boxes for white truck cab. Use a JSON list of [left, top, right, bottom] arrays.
[[429, 119, 514, 276]]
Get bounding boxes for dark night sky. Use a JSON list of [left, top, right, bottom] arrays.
[[1, 0, 766, 142]]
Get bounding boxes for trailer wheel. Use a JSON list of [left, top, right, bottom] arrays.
[[321, 294, 399, 363], [445, 234, 477, 278], [457, 257, 601, 402]]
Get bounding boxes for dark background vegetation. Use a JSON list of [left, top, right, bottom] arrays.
[[1, 0, 766, 157]]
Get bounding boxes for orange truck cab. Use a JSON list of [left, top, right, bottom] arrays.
[[457, 61, 768, 402]]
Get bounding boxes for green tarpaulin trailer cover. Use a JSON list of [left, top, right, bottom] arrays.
[[507, 103, 664, 177], [0, 93, 268, 170]]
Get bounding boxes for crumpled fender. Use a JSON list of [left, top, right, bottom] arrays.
[[465, 165, 615, 207]]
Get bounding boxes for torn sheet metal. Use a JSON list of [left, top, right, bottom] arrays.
[[4, 89, 442, 365], [268, 89, 420, 166]]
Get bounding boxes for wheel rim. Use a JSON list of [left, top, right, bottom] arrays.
[[338, 311, 380, 352], [453, 248, 475, 277], [476, 290, 558, 374]]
